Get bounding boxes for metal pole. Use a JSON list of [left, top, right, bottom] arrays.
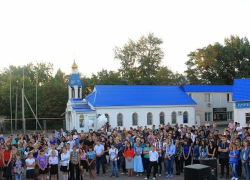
[[22, 69, 25, 134], [15, 80, 18, 130], [36, 70, 38, 131], [10, 72, 13, 134], [22, 89, 25, 134], [24, 94, 43, 130]]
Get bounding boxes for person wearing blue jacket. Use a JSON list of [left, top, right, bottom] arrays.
[[165, 140, 176, 178], [193, 139, 200, 164], [229, 144, 239, 180], [199, 139, 208, 159], [240, 139, 250, 180]]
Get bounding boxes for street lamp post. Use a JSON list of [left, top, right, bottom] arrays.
[[15, 80, 19, 130]]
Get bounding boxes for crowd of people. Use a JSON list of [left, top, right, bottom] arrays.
[[0, 120, 250, 180]]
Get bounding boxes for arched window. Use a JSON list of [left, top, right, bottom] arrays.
[[147, 112, 153, 125], [132, 113, 138, 126], [79, 115, 84, 128], [117, 113, 123, 126], [71, 87, 75, 98], [159, 112, 165, 125], [171, 111, 176, 124], [183, 111, 188, 123], [105, 113, 110, 123], [78, 87, 81, 98]]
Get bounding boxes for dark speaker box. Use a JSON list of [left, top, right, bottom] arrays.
[[200, 158, 217, 180], [184, 164, 211, 180]]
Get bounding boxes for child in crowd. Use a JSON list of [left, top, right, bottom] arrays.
[[37, 149, 48, 180], [79, 148, 88, 180], [61, 147, 70, 180], [70, 145, 80, 180], [87, 146, 96, 180], [13, 154, 23, 180], [49, 150, 58, 180], [25, 152, 36, 180], [109, 143, 118, 177]]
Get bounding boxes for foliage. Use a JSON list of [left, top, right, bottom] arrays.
[[88, 69, 124, 88], [114, 33, 164, 85], [185, 35, 250, 85]]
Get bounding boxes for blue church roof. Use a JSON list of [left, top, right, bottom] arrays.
[[232, 78, 250, 101], [68, 74, 83, 86], [181, 85, 233, 92], [72, 104, 94, 112], [85, 85, 197, 107]]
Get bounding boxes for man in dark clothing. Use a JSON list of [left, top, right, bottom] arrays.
[[120, 140, 128, 174], [84, 136, 94, 147], [114, 137, 123, 170], [186, 133, 193, 146], [218, 135, 229, 179], [205, 126, 211, 138]]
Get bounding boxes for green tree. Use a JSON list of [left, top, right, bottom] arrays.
[[114, 33, 164, 85], [0, 63, 55, 120], [88, 69, 123, 88], [170, 72, 189, 85], [185, 35, 250, 85], [39, 70, 68, 118], [156, 66, 173, 85]]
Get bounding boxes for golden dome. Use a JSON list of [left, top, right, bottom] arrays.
[[71, 60, 78, 69]]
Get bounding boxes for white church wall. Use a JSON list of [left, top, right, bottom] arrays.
[[96, 106, 195, 129], [72, 113, 96, 132]]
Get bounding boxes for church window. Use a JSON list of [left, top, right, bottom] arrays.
[[147, 112, 153, 125], [171, 111, 176, 124], [72, 87, 75, 98], [78, 87, 81, 98], [132, 113, 138, 126], [159, 112, 165, 125], [79, 115, 84, 128], [183, 111, 188, 123], [117, 113, 123, 126], [105, 113, 110, 123]]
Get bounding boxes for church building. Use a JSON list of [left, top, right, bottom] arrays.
[[65, 61, 197, 132]]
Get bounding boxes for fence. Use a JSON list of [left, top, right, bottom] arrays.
[[1, 118, 65, 134]]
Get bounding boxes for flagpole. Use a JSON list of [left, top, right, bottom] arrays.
[[10, 71, 13, 134], [36, 70, 38, 131], [22, 69, 25, 134], [15, 80, 19, 130]]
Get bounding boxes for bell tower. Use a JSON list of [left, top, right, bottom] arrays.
[[68, 60, 83, 100]]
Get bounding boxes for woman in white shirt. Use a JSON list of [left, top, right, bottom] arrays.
[[60, 147, 70, 180], [49, 150, 58, 180], [25, 152, 36, 180], [236, 123, 243, 139], [73, 131, 78, 141]]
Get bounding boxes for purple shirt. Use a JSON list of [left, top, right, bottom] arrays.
[[37, 155, 47, 169]]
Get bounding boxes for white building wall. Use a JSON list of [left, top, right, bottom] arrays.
[[233, 103, 250, 127], [96, 106, 195, 129], [187, 92, 233, 125]]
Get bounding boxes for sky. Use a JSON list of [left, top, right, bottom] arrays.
[[0, 0, 249, 77]]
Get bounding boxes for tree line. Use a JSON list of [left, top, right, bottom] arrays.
[[0, 33, 249, 119]]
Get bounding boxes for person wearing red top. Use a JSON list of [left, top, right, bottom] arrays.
[[124, 143, 134, 177], [0, 148, 4, 180], [2, 146, 12, 180]]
